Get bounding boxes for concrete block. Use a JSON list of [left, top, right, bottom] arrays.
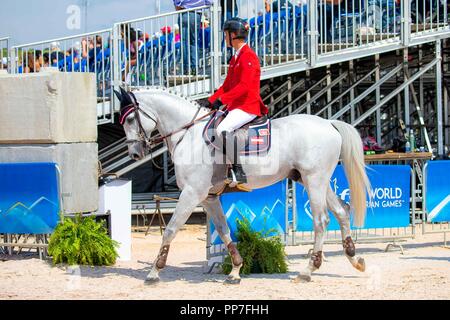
[[0, 143, 98, 213], [0, 70, 97, 143]]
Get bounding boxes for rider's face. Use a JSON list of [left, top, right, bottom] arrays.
[[224, 31, 234, 48]]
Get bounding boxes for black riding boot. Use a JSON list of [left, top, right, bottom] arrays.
[[232, 164, 247, 184], [221, 131, 248, 186]]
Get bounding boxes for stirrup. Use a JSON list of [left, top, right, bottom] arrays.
[[225, 169, 252, 192]]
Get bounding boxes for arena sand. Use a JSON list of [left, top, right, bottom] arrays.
[[1, 224, 449, 300]]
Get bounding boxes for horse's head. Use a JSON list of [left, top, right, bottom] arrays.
[[114, 87, 157, 161]]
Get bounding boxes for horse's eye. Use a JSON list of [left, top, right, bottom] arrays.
[[126, 116, 135, 123]]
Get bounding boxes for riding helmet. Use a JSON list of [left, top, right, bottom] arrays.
[[223, 17, 250, 39]]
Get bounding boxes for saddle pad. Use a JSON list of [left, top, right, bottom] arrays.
[[202, 111, 271, 156]]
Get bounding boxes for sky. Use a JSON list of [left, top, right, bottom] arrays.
[[0, 0, 174, 45]]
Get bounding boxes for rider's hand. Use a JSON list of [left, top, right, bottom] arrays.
[[210, 99, 222, 111]]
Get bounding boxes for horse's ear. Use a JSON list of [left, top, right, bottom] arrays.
[[120, 86, 128, 99], [114, 89, 122, 102]]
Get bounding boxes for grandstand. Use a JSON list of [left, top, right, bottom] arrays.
[[2, 0, 450, 208]]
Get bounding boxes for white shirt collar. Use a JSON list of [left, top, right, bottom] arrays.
[[234, 43, 247, 59]]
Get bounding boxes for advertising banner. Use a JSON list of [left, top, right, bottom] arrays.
[[210, 180, 287, 245], [425, 161, 450, 223], [0, 163, 60, 234], [296, 165, 411, 231]]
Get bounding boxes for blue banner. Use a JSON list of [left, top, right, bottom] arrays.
[[0, 163, 61, 234], [296, 165, 411, 231], [210, 180, 287, 245], [425, 161, 450, 223]]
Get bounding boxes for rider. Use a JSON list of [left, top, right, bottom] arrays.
[[207, 17, 268, 187]]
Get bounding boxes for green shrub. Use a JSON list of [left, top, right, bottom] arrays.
[[48, 214, 119, 266], [222, 218, 288, 275]]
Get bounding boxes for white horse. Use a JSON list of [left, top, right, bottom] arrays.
[[114, 86, 371, 284]]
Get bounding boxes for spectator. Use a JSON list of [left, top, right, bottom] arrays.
[[174, 24, 181, 43], [221, 0, 238, 25], [1, 57, 7, 70], [268, 0, 295, 13], [43, 53, 50, 67], [24, 50, 43, 73], [120, 24, 139, 81], [173, 0, 213, 75]]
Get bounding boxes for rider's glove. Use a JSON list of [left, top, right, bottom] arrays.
[[210, 99, 222, 111]]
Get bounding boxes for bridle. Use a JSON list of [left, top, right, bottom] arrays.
[[120, 91, 215, 152]]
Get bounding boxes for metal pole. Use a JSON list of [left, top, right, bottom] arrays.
[[436, 40, 444, 156], [9, 47, 16, 74], [288, 77, 292, 114], [411, 168, 416, 238], [308, 0, 318, 67], [292, 181, 297, 246], [401, 0, 411, 46], [404, 48, 410, 130], [350, 60, 355, 123], [375, 54, 382, 143], [112, 24, 121, 113], [422, 163, 428, 235], [419, 46, 424, 142], [211, 1, 222, 90]]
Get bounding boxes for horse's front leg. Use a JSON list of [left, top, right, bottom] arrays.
[[146, 185, 209, 284], [203, 195, 243, 285]]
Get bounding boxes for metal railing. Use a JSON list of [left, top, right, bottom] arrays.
[[5, 1, 450, 123], [10, 29, 114, 124], [220, 0, 308, 73], [113, 6, 214, 98], [314, 0, 402, 56], [411, 0, 449, 36], [0, 37, 9, 72]]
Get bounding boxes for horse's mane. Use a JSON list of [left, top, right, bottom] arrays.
[[133, 86, 204, 111]]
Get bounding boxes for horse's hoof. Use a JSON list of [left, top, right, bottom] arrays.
[[355, 257, 366, 272], [224, 277, 241, 285], [293, 273, 311, 283], [145, 276, 160, 285]]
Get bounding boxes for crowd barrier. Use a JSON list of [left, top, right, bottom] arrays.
[[291, 164, 415, 255], [206, 155, 444, 266]]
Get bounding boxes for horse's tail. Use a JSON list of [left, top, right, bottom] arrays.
[[331, 120, 371, 228]]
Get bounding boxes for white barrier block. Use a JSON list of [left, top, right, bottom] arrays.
[[98, 179, 132, 262], [0, 70, 97, 143], [0, 143, 98, 213]]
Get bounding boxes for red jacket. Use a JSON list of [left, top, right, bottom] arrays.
[[208, 44, 268, 116]]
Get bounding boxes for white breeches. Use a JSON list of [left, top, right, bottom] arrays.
[[216, 108, 257, 135]]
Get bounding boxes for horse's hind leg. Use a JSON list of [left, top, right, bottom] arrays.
[[202, 195, 243, 285], [294, 175, 329, 283], [326, 186, 365, 272], [145, 185, 209, 284]]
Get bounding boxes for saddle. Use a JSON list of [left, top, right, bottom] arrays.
[[202, 110, 272, 155]]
